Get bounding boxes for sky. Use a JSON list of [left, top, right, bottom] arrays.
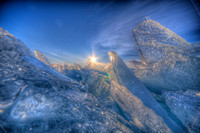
[[0, 0, 200, 65]]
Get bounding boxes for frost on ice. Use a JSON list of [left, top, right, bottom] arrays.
[[130, 18, 200, 132]]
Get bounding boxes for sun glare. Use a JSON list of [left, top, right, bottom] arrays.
[[110, 56, 112, 61], [91, 56, 97, 63]]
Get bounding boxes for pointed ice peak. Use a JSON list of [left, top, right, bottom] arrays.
[[132, 18, 191, 63], [133, 18, 190, 47], [108, 51, 127, 67], [0, 27, 15, 37], [107, 51, 183, 133], [109, 51, 119, 63], [144, 16, 150, 21], [108, 51, 134, 86], [34, 50, 51, 66], [109, 51, 127, 69]]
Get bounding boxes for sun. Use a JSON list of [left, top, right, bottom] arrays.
[[91, 56, 97, 63]]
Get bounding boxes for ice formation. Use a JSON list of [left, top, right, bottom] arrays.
[[0, 27, 139, 132], [131, 19, 200, 92], [130, 18, 200, 132], [34, 50, 51, 66], [1, 17, 199, 133], [106, 51, 183, 133], [163, 90, 200, 133]]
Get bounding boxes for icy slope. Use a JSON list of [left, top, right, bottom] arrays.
[[34, 50, 51, 66], [0, 27, 138, 133], [0, 27, 34, 57], [106, 51, 183, 133]]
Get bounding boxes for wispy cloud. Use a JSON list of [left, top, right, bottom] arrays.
[[91, 0, 200, 63], [39, 48, 87, 65]]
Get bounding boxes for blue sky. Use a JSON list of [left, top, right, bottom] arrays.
[[0, 0, 199, 64]]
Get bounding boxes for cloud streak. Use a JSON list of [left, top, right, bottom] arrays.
[[39, 48, 87, 65], [91, 0, 200, 63]]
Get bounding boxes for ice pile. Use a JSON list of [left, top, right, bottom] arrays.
[[0, 27, 138, 133], [130, 18, 200, 132]]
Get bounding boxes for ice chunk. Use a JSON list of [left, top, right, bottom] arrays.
[[130, 18, 200, 133], [107, 51, 183, 133], [133, 19, 190, 63], [131, 18, 200, 92], [162, 90, 200, 133], [34, 50, 51, 66]]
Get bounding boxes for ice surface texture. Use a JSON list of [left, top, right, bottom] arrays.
[[131, 18, 200, 132], [106, 51, 183, 133], [131, 19, 200, 92], [163, 90, 200, 133], [0, 27, 138, 133]]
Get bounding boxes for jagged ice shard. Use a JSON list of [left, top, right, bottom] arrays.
[[131, 18, 200, 92], [34, 50, 51, 66], [106, 51, 183, 133]]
